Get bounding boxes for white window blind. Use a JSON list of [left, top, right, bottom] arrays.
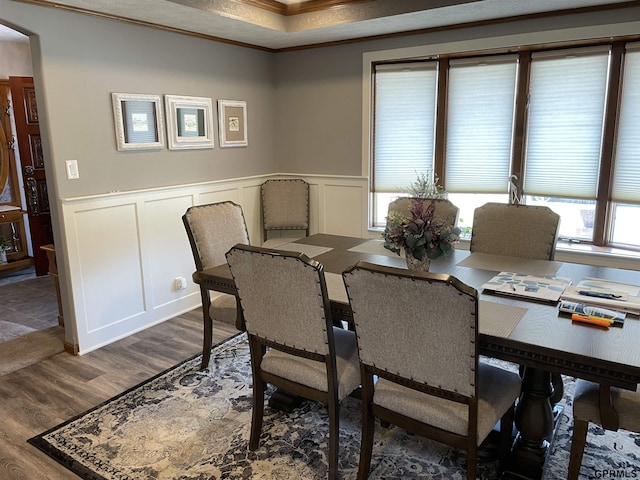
[[524, 47, 609, 199], [373, 63, 437, 192], [612, 43, 640, 205], [445, 55, 517, 193]]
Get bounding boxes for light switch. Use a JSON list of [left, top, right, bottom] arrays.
[[66, 160, 80, 180]]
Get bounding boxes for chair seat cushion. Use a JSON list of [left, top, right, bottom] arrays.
[[573, 379, 640, 432], [261, 327, 361, 400], [209, 293, 237, 326], [373, 362, 522, 444]]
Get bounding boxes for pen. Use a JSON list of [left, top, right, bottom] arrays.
[[577, 290, 623, 300], [571, 313, 614, 327]]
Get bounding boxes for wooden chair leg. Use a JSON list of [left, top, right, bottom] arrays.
[[357, 409, 375, 480], [568, 418, 589, 480], [249, 338, 266, 451], [498, 405, 515, 471], [200, 289, 213, 370], [358, 374, 376, 480], [249, 374, 265, 450], [467, 444, 477, 480]]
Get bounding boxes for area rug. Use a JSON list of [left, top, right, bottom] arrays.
[[29, 333, 640, 479]]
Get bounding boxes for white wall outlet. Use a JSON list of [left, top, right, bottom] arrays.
[[174, 276, 187, 291], [65, 159, 80, 179]]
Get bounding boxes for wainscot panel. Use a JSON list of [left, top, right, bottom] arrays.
[[60, 174, 368, 354]]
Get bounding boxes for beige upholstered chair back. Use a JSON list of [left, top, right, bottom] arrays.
[[261, 179, 310, 239], [387, 197, 459, 227], [343, 262, 478, 397], [470, 202, 560, 260], [182, 201, 250, 271], [226, 244, 332, 355]]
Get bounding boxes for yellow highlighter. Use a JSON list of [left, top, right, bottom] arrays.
[[571, 314, 614, 328]]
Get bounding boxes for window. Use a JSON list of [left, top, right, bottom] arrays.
[[522, 47, 609, 241], [444, 56, 517, 232], [371, 41, 640, 250], [610, 43, 640, 246], [446, 56, 517, 193], [372, 63, 437, 226]]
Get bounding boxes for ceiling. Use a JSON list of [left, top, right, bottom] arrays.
[[1, 0, 637, 50]]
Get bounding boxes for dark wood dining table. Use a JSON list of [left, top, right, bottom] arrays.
[[192, 233, 640, 480]]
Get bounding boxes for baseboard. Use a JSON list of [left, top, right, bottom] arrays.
[[64, 341, 79, 356]]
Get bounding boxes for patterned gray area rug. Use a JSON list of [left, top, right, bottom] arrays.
[[29, 333, 640, 479]]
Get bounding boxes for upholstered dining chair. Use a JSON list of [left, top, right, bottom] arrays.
[[261, 178, 310, 248], [226, 244, 361, 480], [342, 261, 522, 480], [470, 202, 560, 260], [387, 197, 459, 228], [182, 201, 250, 370], [470, 202, 564, 402], [568, 380, 640, 479]]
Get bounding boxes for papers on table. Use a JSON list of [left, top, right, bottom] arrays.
[[558, 300, 626, 320], [558, 300, 625, 326], [482, 272, 572, 303], [560, 278, 640, 315]]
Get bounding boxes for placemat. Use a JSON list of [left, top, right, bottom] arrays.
[[458, 252, 561, 277], [347, 239, 401, 258], [276, 243, 333, 258], [324, 272, 348, 304], [479, 300, 527, 338], [322, 276, 524, 338]]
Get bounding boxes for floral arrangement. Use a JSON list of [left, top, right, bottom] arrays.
[[407, 171, 448, 199], [383, 197, 460, 261], [382, 172, 460, 261]]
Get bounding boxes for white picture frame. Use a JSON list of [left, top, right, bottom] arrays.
[[217, 100, 247, 148], [111, 93, 165, 151], [164, 95, 215, 150]]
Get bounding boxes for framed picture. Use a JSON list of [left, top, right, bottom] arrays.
[[111, 93, 165, 151], [217, 100, 247, 148], [164, 95, 215, 150]]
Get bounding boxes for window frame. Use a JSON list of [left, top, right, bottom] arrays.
[[368, 37, 640, 252]]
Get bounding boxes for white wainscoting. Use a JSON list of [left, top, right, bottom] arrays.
[[60, 174, 368, 354]]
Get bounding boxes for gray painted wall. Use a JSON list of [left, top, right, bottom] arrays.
[[3, 2, 639, 198], [0, 0, 277, 202], [272, 5, 640, 177], [0, 39, 31, 78]]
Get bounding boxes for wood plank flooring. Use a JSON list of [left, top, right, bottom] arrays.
[[0, 309, 238, 480]]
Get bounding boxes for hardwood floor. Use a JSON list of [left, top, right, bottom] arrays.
[[0, 308, 238, 480]]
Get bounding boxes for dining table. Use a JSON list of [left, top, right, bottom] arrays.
[[192, 233, 640, 480]]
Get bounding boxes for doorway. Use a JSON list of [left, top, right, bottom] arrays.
[[0, 24, 52, 277], [0, 23, 60, 349]]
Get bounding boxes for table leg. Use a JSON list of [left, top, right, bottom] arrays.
[[503, 367, 556, 480]]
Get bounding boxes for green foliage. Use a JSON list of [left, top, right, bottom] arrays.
[[382, 198, 460, 260], [406, 171, 447, 199]]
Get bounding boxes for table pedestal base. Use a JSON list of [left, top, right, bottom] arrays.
[[502, 367, 563, 480], [268, 390, 303, 412]]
